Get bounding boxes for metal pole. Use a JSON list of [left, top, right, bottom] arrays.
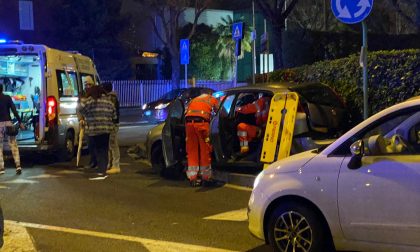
[[263, 19, 267, 83], [252, 0, 256, 85], [234, 40, 238, 87], [362, 21, 368, 119], [185, 64, 188, 88]]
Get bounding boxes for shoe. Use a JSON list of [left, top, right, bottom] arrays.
[[89, 173, 108, 180], [16, 167, 22, 175], [107, 167, 120, 174], [240, 146, 249, 154], [190, 179, 202, 187], [0, 170, 4, 175]]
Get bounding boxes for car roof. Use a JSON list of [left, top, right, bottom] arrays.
[[223, 82, 323, 93]]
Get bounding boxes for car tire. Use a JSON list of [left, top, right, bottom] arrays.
[[60, 131, 75, 162], [267, 201, 334, 252], [151, 143, 167, 177]]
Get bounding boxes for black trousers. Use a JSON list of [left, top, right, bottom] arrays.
[[88, 134, 110, 174]]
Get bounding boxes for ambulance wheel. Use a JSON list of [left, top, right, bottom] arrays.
[[61, 131, 75, 161], [151, 143, 167, 177]]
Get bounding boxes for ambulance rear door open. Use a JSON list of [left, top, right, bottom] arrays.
[[0, 44, 46, 145]]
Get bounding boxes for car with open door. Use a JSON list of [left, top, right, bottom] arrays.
[[160, 82, 351, 175], [248, 96, 420, 252]]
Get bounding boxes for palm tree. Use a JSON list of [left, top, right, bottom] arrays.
[[214, 15, 252, 82]]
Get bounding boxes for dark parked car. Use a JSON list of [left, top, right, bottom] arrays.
[[141, 87, 214, 122], [141, 82, 352, 176]]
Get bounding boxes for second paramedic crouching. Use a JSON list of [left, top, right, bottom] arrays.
[[185, 93, 219, 187]]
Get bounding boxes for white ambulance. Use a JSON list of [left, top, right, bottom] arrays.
[[0, 40, 100, 160]]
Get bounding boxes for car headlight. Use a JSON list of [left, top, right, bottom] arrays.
[[142, 104, 148, 110], [253, 170, 265, 189], [155, 103, 170, 110]]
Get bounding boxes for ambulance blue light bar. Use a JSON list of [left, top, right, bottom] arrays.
[[0, 39, 7, 43]]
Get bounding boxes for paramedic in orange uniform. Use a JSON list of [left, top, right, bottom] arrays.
[[236, 94, 271, 153], [185, 93, 219, 186]]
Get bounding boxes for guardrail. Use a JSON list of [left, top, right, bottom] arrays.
[[109, 80, 247, 108]]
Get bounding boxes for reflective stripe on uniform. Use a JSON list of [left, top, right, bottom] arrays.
[[240, 140, 248, 147], [200, 166, 212, 180], [186, 166, 199, 180], [237, 131, 247, 137], [187, 109, 211, 116]]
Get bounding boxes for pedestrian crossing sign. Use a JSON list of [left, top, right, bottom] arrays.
[[232, 22, 243, 40]]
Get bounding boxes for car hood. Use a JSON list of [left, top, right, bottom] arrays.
[[263, 150, 318, 175], [146, 99, 172, 108]]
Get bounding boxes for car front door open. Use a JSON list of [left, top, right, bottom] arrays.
[[162, 99, 185, 168]]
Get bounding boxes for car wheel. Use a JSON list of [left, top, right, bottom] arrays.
[[151, 143, 167, 177], [61, 131, 75, 162], [267, 201, 334, 252]]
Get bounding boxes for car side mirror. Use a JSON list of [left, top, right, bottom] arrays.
[[348, 140, 364, 170]]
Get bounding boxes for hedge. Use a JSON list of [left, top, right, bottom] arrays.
[[258, 49, 420, 124]]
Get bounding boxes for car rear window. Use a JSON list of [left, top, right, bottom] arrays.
[[292, 84, 343, 108]]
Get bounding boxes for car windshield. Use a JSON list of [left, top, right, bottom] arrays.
[[292, 84, 343, 107], [159, 89, 185, 100]]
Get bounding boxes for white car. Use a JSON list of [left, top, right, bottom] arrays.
[[248, 96, 420, 252]]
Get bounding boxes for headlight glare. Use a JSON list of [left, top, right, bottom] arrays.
[[155, 103, 170, 110]]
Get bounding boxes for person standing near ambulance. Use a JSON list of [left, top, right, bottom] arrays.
[[185, 93, 219, 187], [235, 93, 271, 154]]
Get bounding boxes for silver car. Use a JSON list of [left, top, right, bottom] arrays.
[[139, 82, 351, 177]]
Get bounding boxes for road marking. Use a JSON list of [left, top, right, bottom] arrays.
[[203, 208, 248, 222], [223, 184, 253, 192], [3, 221, 36, 251], [55, 170, 82, 175], [2, 179, 39, 184], [27, 174, 61, 179], [6, 220, 239, 252], [0, 185, 9, 189]]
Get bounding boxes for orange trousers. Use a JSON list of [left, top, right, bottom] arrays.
[[237, 123, 259, 152], [185, 122, 212, 181]]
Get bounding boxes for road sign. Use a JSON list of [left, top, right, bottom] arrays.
[[260, 32, 269, 53], [232, 22, 243, 40], [180, 39, 189, 65], [331, 0, 374, 24]]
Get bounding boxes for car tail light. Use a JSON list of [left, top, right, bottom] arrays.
[[47, 96, 57, 122]]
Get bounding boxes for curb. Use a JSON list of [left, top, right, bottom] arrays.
[[213, 170, 256, 188]]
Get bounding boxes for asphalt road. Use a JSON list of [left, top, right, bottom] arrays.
[[1, 147, 271, 252], [0, 109, 271, 251]]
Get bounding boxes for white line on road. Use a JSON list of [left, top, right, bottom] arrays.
[[5, 220, 239, 252], [223, 184, 253, 192], [203, 208, 248, 222]]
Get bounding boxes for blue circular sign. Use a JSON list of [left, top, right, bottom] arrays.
[[331, 0, 374, 24]]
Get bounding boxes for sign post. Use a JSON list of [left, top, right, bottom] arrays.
[[331, 0, 373, 119], [180, 39, 190, 87], [232, 22, 244, 87]]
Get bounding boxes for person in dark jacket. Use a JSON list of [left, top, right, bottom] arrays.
[[0, 84, 25, 175], [102, 82, 120, 174], [78, 85, 116, 180]]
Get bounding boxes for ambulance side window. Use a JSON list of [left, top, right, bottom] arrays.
[[81, 74, 95, 95], [57, 70, 78, 97]]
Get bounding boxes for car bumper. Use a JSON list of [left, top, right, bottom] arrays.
[[248, 190, 266, 240]]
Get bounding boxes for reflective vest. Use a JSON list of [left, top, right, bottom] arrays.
[[185, 94, 219, 121], [237, 97, 270, 126]]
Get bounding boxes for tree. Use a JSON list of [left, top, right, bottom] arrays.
[[214, 16, 252, 82], [255, 0, 299, 69], [46, 0, 131, 79], [181, 24, 223, 80], [135, 0, 212, 89]]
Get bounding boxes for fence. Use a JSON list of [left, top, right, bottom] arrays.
[[110, 80, 247, 107]]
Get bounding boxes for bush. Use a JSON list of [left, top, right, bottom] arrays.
[[259, 49, 420, 123]]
